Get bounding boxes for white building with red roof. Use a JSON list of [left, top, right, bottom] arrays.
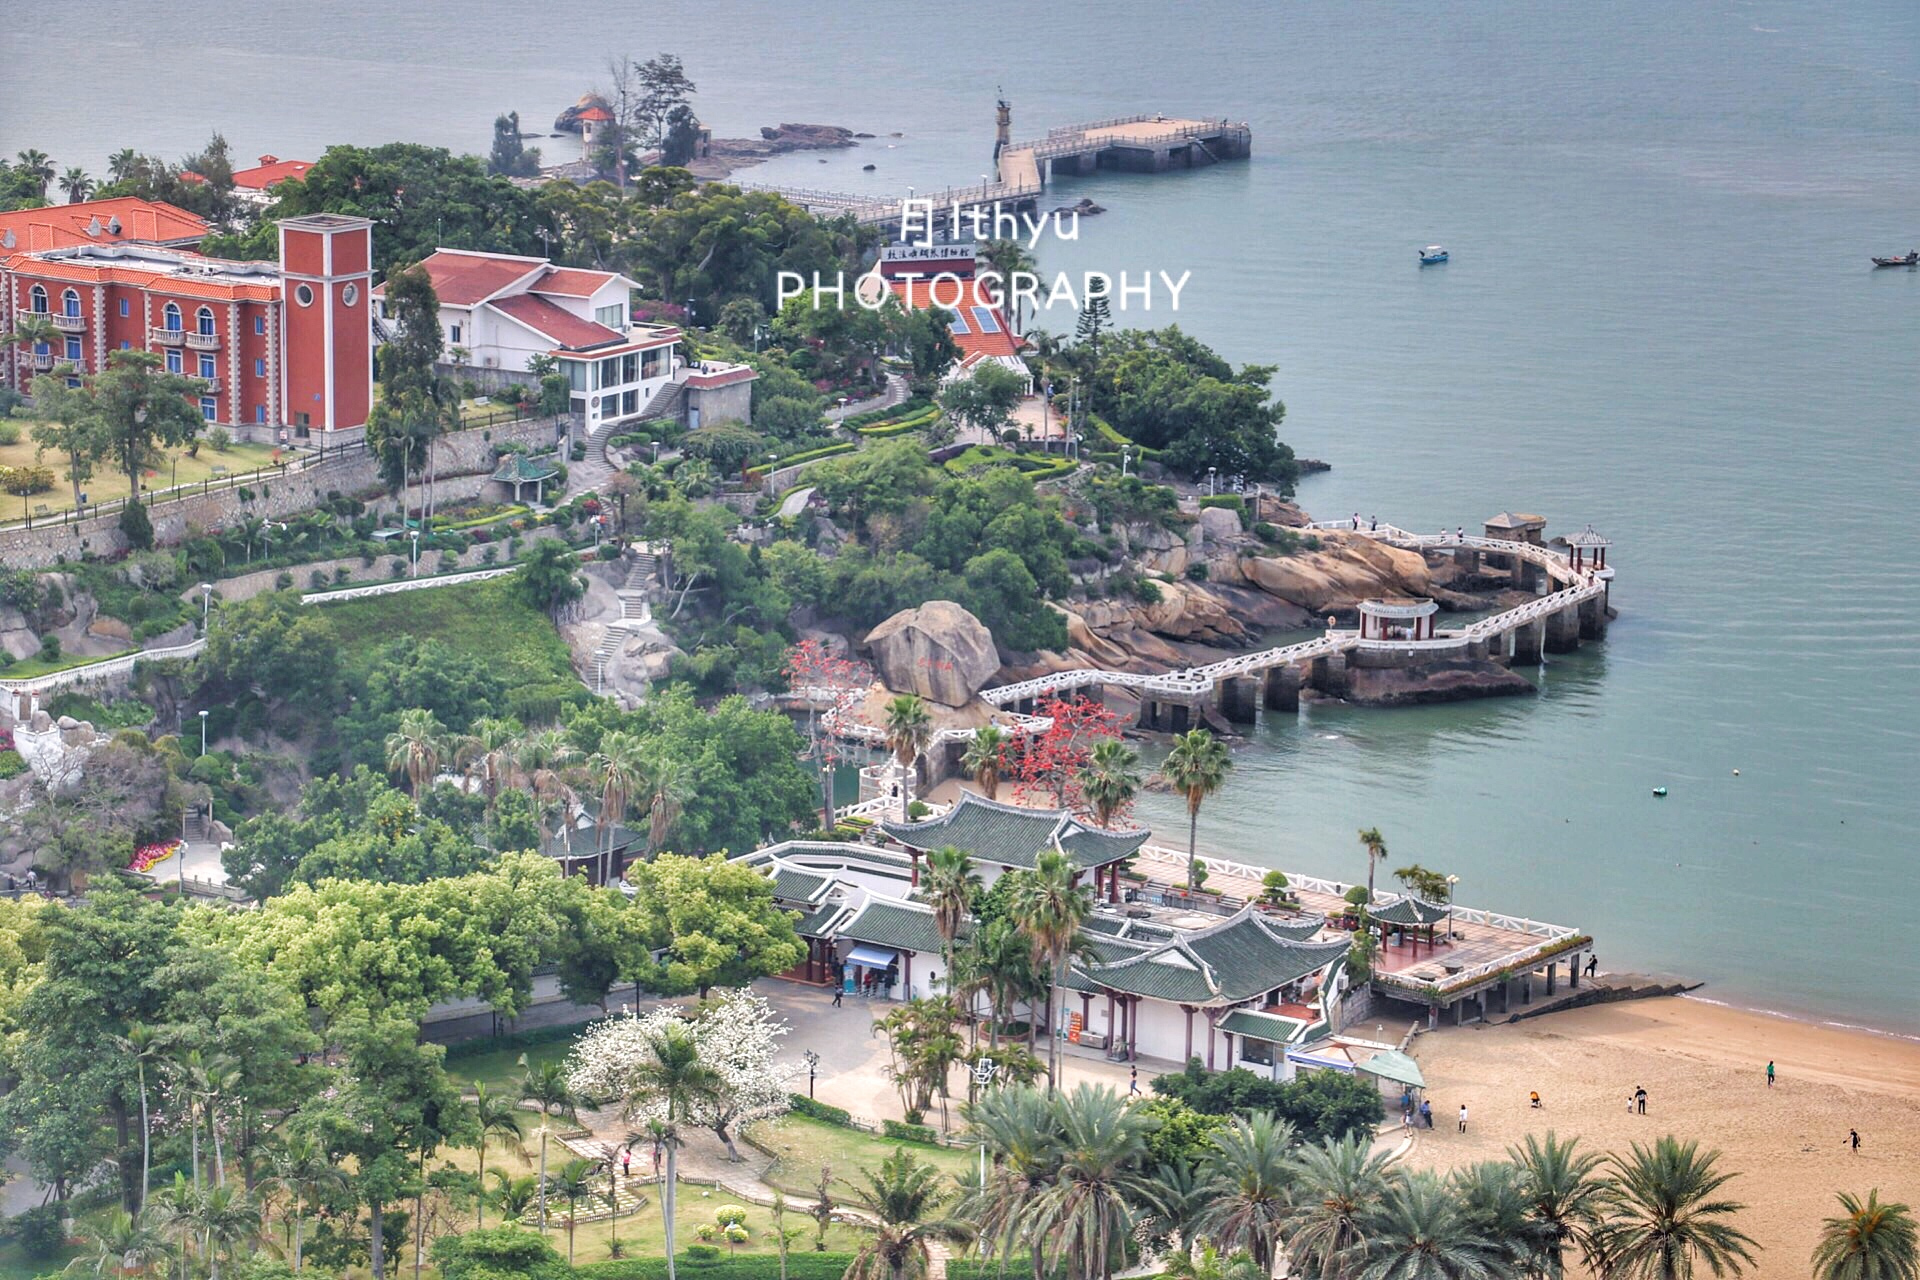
[[375, 248, 754, 434]]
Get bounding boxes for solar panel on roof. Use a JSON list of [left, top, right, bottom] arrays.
[[971, 307, 1000, 333], [947, 309, 970, 335]]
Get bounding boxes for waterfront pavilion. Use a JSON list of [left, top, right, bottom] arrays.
[[1357, 597, 1439, 642], [878, 790, 1149, 900]]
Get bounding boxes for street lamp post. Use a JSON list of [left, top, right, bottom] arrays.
[[408, 528, 420, 578], [1208, 466, 1218, 496], [198, 709, 209, 757], [971, 1058, 999, 1183], [1121, 446, 1132, 477], [802, 1050, 820, 1099], [1445, 874, 1460, 942], [198, 583, 212, 626]]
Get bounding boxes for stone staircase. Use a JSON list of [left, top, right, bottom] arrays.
[[569, 425, 616, 498], [617, 552, 655, 620]]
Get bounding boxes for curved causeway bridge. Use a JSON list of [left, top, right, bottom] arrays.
[[817, 521, 1615, 748]]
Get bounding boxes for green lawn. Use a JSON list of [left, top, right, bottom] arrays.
[[444, 1038, 574, 1096], [549, 1181, 870, 1267], [320, 575, 578, 692], [747, 1114, 975, 1197], [0, 1239, 81, 1280], [0, 435, 281, 518]]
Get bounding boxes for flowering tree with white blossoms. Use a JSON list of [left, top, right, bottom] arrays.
[[568, 988, 800, 1162]]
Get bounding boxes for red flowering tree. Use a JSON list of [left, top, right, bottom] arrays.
[[1010, 693, 1126, 813], [783, 639, 873, 830]]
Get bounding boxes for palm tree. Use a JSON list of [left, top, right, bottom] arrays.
[[66, 1209, 169, 1280], [843, 1147, 975, 1280], [1358, 827, 1389, 906], [962, 1085, 1065, 1274], [1589, 1137, 1759, 1280], [979, 239, 1041, 333], [547, 1157, 596, 1265], [487, 1170, 540, 1224], [1076, 739, 1141, 830], [519, 1057, 580, 1234], [266, 1132, 343, 1271], [1027, 1086, 1161, 1280], [1196, 1113, 1296, 1276], [641, 749, 693, 855], [114, 1024, 162, 1210], [16, 150, 54, 199], [519, 728, 580, 851], [107, 149, 140, 185], [384, 708, 447, 796], [1509, 1131, 1610, 1278], [1358, 1170, 1503, 1280], [971, 917, 1048, 1051], [1449, 1160, 1538, 1277], [1009, 851, 1092, 1089], [195, 1185, 261, 1280], [586, 728, 649, 884], [921, 845, 979, 976], [962, 725, 1008, 800], [1163, 730, 1231, 891], [625, 1022, 724, 1280], [1812, 1190, 1919, 1280], [458, 716, 524, 817], [1282, 1135, 1397, 1280], [884, 694, 934, 821], [469, 1081, 525, 1228], [60, 167, 94, 203]]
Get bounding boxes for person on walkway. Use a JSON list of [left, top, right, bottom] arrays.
[[1635, 1086, 1647, 1115], [1766, 1060, 1775, 1088], [1458, 1103, 1469, 1133], [1420, 1099, 1433, 1128], [622, 1149, 631, 1179], [831, 983, 843, 1008], [1456, 526, 1465, 541], [1586, 954, 1598, 978], [1352, 512, 1361, 530], [1850, 1128, 1861, 1153], [1401, 1107, 1413, 1130], [1128, 1066, 1139, 1096], [1401, 1089, 1414, 1118], [1529, 1090, 1542, 1109]]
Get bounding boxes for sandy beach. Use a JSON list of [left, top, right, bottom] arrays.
[[1401, 996, 1920, 1277]]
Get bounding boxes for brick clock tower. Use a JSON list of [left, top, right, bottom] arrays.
[[277, 214, 374, 437]]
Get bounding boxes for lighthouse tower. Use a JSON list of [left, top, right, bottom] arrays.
[[277, 214, 373, 438], [994, 97, 1012, 162]]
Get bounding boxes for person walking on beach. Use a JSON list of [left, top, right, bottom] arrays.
[[1766, 1060, 1775, 1088], [1635, 1086, 1647, 1115], [1530, 1090, 1542, 1109], [1849, 1128, 1861, 1153], [1458, 1103, 1469, 1133]]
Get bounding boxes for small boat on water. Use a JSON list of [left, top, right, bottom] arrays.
[[1419, 245, 1449, 265], [1872, 251, 1918, 267]]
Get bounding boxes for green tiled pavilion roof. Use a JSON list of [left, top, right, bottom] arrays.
[[1254, 915, 1328, 941], [769, 865, 832, 903], [1073, 907, 1350, 1006], [791, 904, 845, 938], [491, 452, 561, 483], [879, 792, 1148, 871], [1218, 1009, 1310, 1043], [1372, 896, 1450, 927], [838, 901, 946, 956]]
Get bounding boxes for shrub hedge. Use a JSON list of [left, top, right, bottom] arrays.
[[880, 1119, 940, 1145], [787, 1094, 853, 1127], [574, 1254, 857, 1280]]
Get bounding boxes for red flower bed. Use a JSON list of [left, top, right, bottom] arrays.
[[129, 840, 181, 874]]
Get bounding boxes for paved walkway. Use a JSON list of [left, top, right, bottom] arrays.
[[825, 371, 908, 424]]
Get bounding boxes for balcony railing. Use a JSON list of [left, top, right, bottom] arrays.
[[28, 352, 56, 370], [50, 313, 85, 332], [184, 331, 220, 351], [196, 376, 222, 394], [149, 326, 187, 346]]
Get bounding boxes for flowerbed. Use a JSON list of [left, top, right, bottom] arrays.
[[129, 840, 180, 874]]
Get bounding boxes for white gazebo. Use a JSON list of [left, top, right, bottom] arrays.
[[1357, 597, 1439, 642]]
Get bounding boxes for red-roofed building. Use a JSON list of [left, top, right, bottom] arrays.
[[886, 272, 1032, 394], [0, 198, 208, 254], [372, 248, 754, 434], [2, 214, 374, 438], [232, 155, 314, 193]]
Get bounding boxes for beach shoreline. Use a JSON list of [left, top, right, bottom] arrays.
[[1402, 994, 1920, 1277]]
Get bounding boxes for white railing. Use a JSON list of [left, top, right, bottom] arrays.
[[0, 638, 206, 697], [50, 313, 85, 332], [148, 326, 186, 346], [183, 331, 220, 351], [299, 564, 521, 605], [979, 523, 1611, 711]]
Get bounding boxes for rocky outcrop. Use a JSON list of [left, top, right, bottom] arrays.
[[864, 601, 1000, 707], [1341, 659, 1536, 707], [1242, 532, 1436, 615]]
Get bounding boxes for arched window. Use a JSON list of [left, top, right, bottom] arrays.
[[163, 302, 182, 332], [195, 306, 215, 336], [61, 288, 80, 317], [28, 285, 47, 313]]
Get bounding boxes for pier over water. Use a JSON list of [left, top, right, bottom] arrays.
[[751, 111, 1252, 229]]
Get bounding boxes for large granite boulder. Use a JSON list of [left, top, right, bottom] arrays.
[[864, 601, 999, 707], [1244, 532, 1434, 614]]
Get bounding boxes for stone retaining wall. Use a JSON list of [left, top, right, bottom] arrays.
[[0, 417, 563, 571]]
